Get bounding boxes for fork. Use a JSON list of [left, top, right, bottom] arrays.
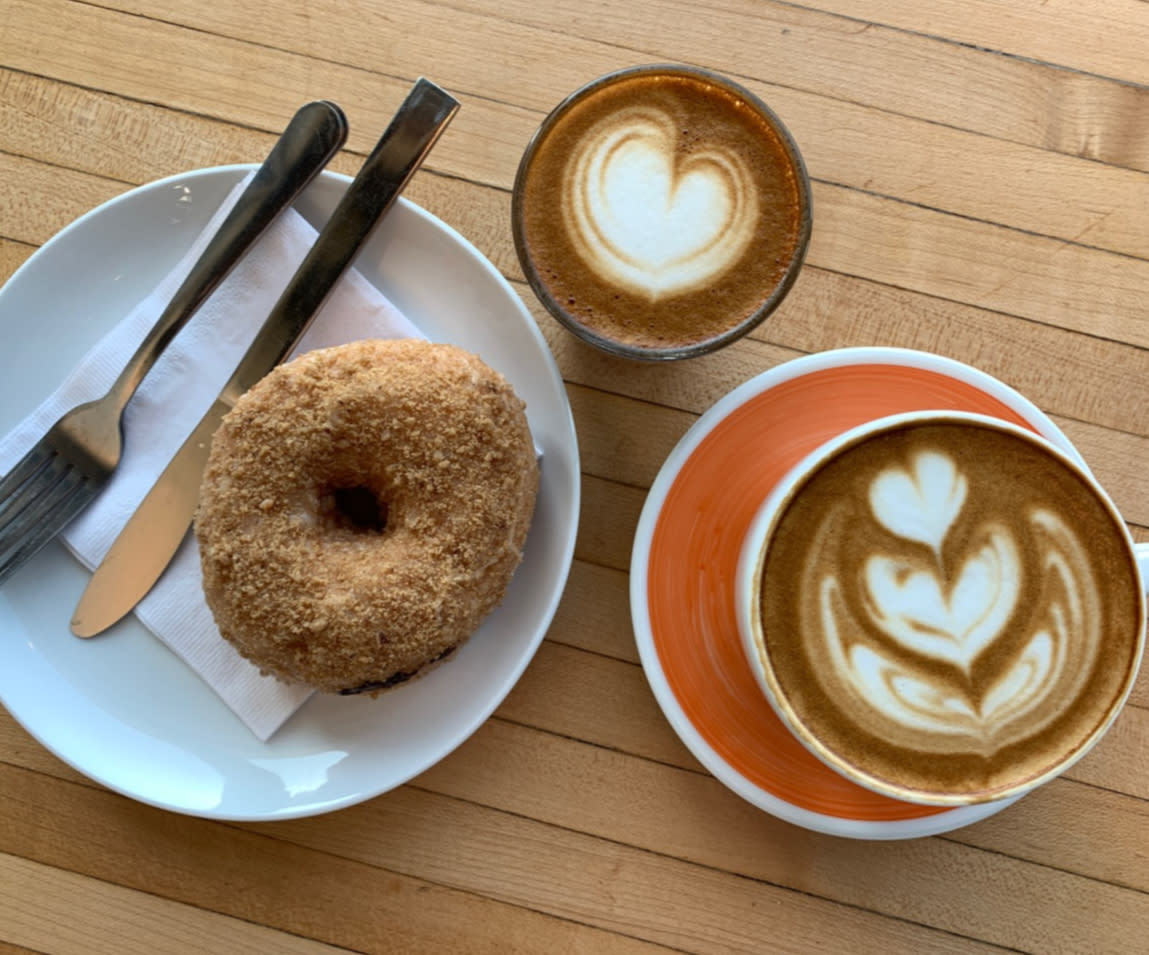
[[0, 100, 348, 586]]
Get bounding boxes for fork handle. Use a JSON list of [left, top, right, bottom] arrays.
[[101, 100, 349, 415]]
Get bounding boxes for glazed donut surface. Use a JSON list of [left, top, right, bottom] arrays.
[[195, 338, 539, 694]]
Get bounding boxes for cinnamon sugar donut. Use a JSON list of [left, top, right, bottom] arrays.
[[194, 339, 539, 694]]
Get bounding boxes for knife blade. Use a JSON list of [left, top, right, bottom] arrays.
[[70, 78, 460, 638]]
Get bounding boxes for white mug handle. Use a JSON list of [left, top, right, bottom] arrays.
[[1135, 543, 1149, 590]]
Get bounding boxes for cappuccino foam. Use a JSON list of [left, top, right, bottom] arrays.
[[755, 418, 1142, 802], [517, 70, 805, 351], [565, 104, 760, 299]]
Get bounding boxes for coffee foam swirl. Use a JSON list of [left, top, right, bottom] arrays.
[[562, 105, 759, 299], [808, 450, 1101, 757]]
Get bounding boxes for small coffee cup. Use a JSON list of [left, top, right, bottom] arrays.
[[512, 64, 812, 361], [735, 409, 1146, 807]]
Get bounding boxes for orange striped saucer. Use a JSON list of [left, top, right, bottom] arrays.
[[630, 348, 1084, 839]]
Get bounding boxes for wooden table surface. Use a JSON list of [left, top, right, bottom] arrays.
[[3, 1, 1149, 952]]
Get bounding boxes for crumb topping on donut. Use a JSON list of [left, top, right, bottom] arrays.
[[195, 339, 540, 694]]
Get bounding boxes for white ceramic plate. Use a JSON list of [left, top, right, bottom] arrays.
[[0, 165, 580, 820]]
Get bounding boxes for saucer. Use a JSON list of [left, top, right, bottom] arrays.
[[630, 348, 1081, 839]]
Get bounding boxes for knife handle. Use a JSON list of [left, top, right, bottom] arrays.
[[221, 79, 460, 406], [104, 100, 349, 415]]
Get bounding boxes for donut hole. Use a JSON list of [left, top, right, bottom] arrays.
[[320, 484, 389, 534]]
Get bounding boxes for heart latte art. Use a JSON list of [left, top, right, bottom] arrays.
[[514, 69, 807, 352], [564, 105, 759, 299], [757, 419, 1143, 802]]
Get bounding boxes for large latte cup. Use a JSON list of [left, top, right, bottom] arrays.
[[512, 65, 812, 360], [736, 410, 1146, 807]]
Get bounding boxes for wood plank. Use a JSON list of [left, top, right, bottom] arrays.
[[533, 299, 790, 418], [1056, 420, 1149, 528], [960, 778, 1149, 893], [567, 358, 1149, 533], [0, 68, 360, 184], [0, 67, 509, 263], [417, 719, 1149, 954], [0, 238, 34, 286], [534, 611, 1149, 811], [0, 764, 671, 955], [633, 394, 1149, 532], [70, 0, 672, 120], [10, 138, 1149, 379], [1, 0, 535, 190], [57, 2, 1149, 261], [11, 69, 1149, 379], [437, 0, 1149, 172], [1069, 706, 1149, 801], [507, 637, 1149, 810], [0, 67, 523, 276], [802, 0, 1149, 87], [1, 652, 1146, 901], [0, 152, 122, 247], [0, 851, 352, 954], [252, 786, 1011, 955], [0, 762, 1006, 955], [86, 0, 1149, 175], [498, 637, 1148, 877], [498, 641, 700, 771], [527, 263, 1149, 445], [788, 90, 1149, 262], [0, 146, 504, 296], [12, 58, 1144, 358], [575, 473, 646, 570], [0, 942, 44, 955], [0, 711, 90, 785], [540, 261, 1149, 473], [807, 181, 1149, 349], [568, 383, 693, 490], [762, 267, 1149, 437], [547, 559, 640, 664]]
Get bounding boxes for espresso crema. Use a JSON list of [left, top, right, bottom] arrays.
[[755, 418, 1143, 802], [515, 68, 807, 353]]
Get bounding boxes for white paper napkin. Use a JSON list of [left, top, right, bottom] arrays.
[[0, 174, 423, 740]]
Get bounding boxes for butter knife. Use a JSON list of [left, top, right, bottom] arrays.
[[70, 78, 460, 637]]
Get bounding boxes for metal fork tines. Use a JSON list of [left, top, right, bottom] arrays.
[[0, 99, 348, 588], [0, 406, 110, 582]]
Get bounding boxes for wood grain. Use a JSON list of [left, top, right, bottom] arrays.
[[415, 721, 1149, 954], [0, 850, 354, 954], [80, 0, 1149, 174], [132, 4, 1149, 263], [0, 763, 676, 955], [805, 0, 1149, 87], [436, 0, 1149, 172], [2, 0, 1149, 952]]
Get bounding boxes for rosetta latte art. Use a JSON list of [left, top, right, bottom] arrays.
[[563, 105, 759, 299], [814, 449, 1102, 756]]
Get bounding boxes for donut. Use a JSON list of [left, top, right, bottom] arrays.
[[194, 338, 540, 694]]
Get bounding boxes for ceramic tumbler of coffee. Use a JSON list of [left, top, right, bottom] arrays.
[[512, 64, 813, 361], [735, 408, 1146, 807]]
